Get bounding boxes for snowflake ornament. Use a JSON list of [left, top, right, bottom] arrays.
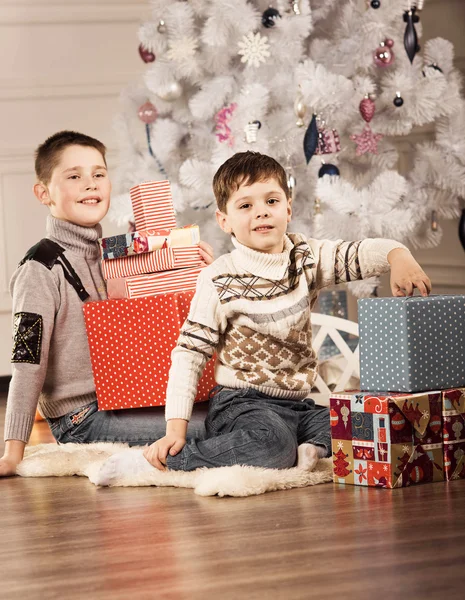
[[238, 32, 270, 68], [166, 36, 198, 62]]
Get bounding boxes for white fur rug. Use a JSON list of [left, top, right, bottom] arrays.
[[17, 443, 333, 497]]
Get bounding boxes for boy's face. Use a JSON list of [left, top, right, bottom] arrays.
[[216, 177, 292, 254], [34, 145, 111, 227]]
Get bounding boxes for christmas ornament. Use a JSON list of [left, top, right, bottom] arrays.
[[393, 91, 404, 107], [215, 103, 237, 147], [403, 7, 421, 64], [157, 19, 167, 34], [294, 93, 307, 127], [315, 117, 341, 155], [238, 32, 270, 68], [138, 44, 155, 63], [374, 39, 395, 67], [303, 114, 318, 164], [431, 209, 438, 232], [285, 166, 296, 201], [166, 36, 198, 62], [137, 101, 158, 124], [290, 1, 301, 15], [370, 0, 381, 7], [156, 81, 183, 102], [314, 197, 322, 214], [262, 7, 281, 28], [351, 97, 383, 155], [459, 209, 465, 253], [244, 120, 261, 143], [318, 163, 340, 177]]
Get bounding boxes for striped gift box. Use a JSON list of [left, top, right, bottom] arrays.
[[130, 180, 177, 231], [101, 246, 203, 280], [106, 265, 203, 299]]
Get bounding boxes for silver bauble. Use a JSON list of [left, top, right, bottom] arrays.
[[157, 81, 183, 102], [286, 168, 297, 201]]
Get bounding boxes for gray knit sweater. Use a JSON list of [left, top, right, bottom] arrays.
[[5, 216, 107, 443]]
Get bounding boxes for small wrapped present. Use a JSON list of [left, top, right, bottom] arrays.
[[330, 390, 444, 488], [359, 295, 465, 392], [83, 291, 216, 410], [101, 246, 203, 280], [130, 180, 177, 231], [442, 388, 465, 481], [99, 225, 200, 260], [106, 265, 203, 299]]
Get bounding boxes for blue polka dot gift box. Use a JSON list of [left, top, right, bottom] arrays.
[[358, 295, 465, 393], [330, 390, 444, 488]]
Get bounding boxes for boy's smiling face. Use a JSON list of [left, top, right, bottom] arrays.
[[216, 177, 292, 254], [34, 144, 111, 227]]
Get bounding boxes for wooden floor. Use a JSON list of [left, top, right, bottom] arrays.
[[1, 396, 465, 600]]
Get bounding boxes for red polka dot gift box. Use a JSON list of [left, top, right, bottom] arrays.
[[82, 290, 216, 410], [330, 390, 444, 488]]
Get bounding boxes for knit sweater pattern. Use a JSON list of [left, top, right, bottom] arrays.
[[165, 234, 407, 422], [5, 216, 107, 443]]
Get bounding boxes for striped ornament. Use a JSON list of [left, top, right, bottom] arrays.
[[130, 180, 177, 231], [106, 265, 204, 299], [101, 246, 203, 280]]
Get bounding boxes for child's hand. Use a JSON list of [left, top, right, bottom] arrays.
[[199, 240, 214, 266], [0, 455, 19, 477], [388, 248, 432, 297], [143, 434, 186, 470]]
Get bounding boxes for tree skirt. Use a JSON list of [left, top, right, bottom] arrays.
[[17, 443, 333, 497]]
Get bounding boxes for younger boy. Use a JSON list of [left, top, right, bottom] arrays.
[[0, 130, 213, 477], [97, 151, 431, 483]]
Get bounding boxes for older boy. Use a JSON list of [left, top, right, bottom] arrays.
[[0, 130, 213, 477], [96, 151, 431, 483]]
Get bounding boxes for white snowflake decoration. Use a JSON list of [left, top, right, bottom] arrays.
[[238, 32, 270, 68], [166, 36, 198, 62]]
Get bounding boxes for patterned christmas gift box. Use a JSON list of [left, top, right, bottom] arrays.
[[99, 225, 200, 260], [330, 390, 444, 488], [83, 291, 216, 410], [359, 295, 465, 393], [130, 180, 177, 231], [442, 388, 465, 481], [101, 246, 203, 280], [106, 265, 204, 299]]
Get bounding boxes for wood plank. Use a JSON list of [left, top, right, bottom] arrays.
[[1, 395, 464, 600]]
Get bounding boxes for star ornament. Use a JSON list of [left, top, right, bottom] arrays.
[[238, 32, 270, 68], [350, 124, 383, 156]]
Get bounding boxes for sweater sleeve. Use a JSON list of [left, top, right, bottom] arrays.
[[164, 270, 223, 422], [308, 238, 410, 289], [5, 261, 60, 443]]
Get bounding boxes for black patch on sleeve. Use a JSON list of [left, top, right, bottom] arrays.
[[12, 312, 43, 364]]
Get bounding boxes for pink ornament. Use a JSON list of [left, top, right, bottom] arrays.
[[138, 43, 155, 63], [351, 125, 383, 156], [138, 101, 158, 124], [316, 128, 341, 155], [359, 97, 376, 123], [374, 39, 395, 67], [215, 103, 237, 147]]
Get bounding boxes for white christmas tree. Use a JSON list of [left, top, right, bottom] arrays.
[[109, 0, 465, 295]]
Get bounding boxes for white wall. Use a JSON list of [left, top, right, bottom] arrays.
[[0, 0, 464, 374]]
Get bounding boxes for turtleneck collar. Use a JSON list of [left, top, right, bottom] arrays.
[[46, 215, 102, 259], [231, 234, 294, 281]]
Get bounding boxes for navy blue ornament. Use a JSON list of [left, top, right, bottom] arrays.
[[303, 114, 318, 164], [318, 163, 340, 177], [262, 7, 281, 28], [459, 209, 465, 253], [370, 0, 381, 8], [403, 8, 420, 64]]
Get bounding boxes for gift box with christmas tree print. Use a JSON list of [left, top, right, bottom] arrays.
[[83, 290, 216, 410], [330, 390, 444, 488], [358, 295, 465, 393], [442, 388, 465, 481]]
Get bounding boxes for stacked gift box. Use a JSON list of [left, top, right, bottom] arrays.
[[83, 180, 215, 410], [330, 295, 465, 488]]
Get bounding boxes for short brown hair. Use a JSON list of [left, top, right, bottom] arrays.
[[212, 151, 290, 212], [34, 130, 107, 185]]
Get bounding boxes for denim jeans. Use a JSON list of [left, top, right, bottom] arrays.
[[46, 401, 208, 446], [166, 387, 331, 472]]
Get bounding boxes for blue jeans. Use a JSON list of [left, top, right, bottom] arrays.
[[166, 387, 331, 471], [46, 401, 208, 446]]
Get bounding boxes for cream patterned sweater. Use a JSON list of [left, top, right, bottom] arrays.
[[165, 234, 407, 421]]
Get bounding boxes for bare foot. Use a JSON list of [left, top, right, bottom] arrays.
[[296, 444, 320, 472]]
